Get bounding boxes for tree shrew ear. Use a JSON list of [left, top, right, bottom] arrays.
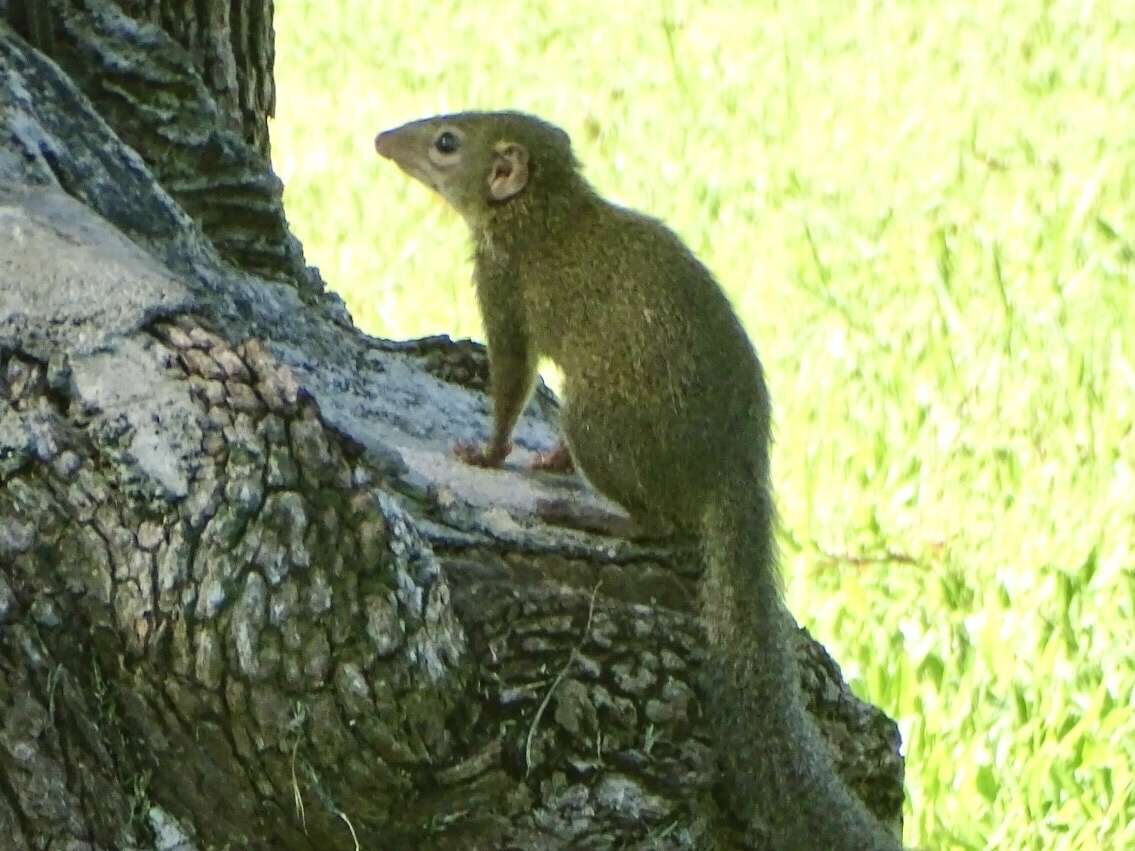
[[488, 142, 529, 201]]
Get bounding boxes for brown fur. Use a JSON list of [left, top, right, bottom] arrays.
[[376, 111, 905, 850]]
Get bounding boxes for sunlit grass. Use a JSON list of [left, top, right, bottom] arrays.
[[273, 2, 1135, 847]]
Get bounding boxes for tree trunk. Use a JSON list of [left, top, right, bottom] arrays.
[[0, 4, 905, 849]]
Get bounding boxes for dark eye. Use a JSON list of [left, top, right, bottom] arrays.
[[434, 131, 460, 154]]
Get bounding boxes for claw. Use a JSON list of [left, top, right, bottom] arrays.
[[529, 441, 574, 473], [454, 439, 511, 468]]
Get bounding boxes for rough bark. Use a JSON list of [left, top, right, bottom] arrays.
[[9, 0, 314, 287], [114, 0, 276, 158], [0, 6, 905, 850]]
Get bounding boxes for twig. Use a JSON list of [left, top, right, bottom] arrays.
[[525, 581, 603, 776], [290, 736, 306, 832], [816, 544, 922, 567], [336, 810, 361, 851]]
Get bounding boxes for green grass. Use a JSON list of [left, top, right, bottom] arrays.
[[272, 2, 1135, 847]]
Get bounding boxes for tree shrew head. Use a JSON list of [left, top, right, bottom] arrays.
[[374, 111, 579, 224]]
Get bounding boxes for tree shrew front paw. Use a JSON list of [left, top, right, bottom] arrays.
[[454, 439, 511, 468]]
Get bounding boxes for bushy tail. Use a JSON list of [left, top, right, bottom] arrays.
[[701, 486, 904, 851]]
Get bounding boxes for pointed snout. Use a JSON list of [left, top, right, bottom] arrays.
[[374, 129, 395, 159]]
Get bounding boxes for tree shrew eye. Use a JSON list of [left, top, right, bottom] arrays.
[[434, 131, 460, 154]]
